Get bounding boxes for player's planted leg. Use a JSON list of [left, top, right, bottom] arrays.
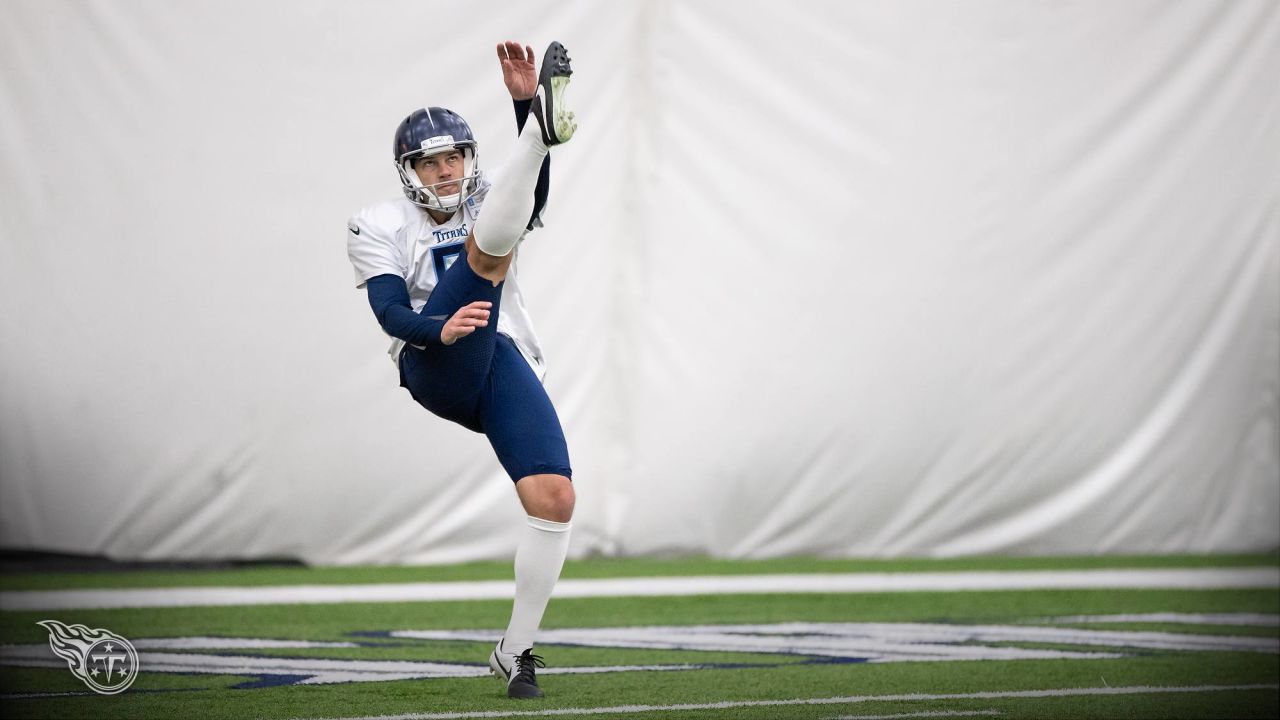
[[487, 474, 573, 699]]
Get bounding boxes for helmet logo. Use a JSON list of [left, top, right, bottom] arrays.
[[421, 135, 455, 151]]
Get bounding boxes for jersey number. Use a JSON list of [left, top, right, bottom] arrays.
[[430, 241, 466, 280]]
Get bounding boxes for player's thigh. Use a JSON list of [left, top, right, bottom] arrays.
[[407, 251, 504, 409], [480, 336, 572, 482], [397, 348, 482, 431]]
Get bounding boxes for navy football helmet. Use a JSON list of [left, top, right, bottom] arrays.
[[393, 107, 479, 213]]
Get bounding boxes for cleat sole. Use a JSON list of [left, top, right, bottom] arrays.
[[550, 76, 575, 142]]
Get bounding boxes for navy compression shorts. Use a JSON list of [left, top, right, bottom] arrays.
[[398, 253, 572, 483]]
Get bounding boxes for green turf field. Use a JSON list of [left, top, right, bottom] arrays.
[[2, 554, 1277, 719]]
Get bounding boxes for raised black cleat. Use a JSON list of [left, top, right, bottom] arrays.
[[528, 41, 576, 146]]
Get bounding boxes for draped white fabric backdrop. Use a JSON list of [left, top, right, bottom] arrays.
[[2, 0, 1277, 564]]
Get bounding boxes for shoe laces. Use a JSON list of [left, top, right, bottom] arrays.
[[512, 649, 545, 684]]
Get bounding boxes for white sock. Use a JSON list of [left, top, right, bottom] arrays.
[[473, 125, 549, 257], [503, 515, 571, 654]]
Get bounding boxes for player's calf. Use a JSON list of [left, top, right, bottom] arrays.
[[473, 42, 577, 259], [474, 41, 577, 259]]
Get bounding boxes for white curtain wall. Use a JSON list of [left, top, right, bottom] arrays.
[[1, 0, 1277, 564]]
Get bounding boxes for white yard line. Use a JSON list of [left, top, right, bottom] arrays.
[[0, 647, 713, 685], [400, 621, 1279, 657], [9, 618, 1273, 685], [1049, 612, 1280, 626], [303, 684, 1280, 720], [2, 568, 1276, 611], [819, 707, 998, 712], [1, 690, 97, 700]]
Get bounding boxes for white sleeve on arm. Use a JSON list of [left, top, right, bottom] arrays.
[[346, 207, 407, 288]]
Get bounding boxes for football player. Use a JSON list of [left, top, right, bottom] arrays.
[[345, 40, 577, 699]]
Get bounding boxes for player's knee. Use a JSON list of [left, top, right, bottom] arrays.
[[468, 247, 506, 273], [532, 476, 574, 523], [465, 235, 511, 283]]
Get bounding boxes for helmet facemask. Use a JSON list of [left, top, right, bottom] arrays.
[[396, 141, 479, 214]]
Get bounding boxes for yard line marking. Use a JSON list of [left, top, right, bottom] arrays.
[[402, 621, 1279, 657], [10, 618, 1274, 687], [133, 637, 360, 649], [1048, 612, 1280, 627], [1, 691, 96, 700], [0, 644, 713, 686], [3, 567, 1276, 610], [824, 711, 1001, 720], [302, 684, 1280, 720]]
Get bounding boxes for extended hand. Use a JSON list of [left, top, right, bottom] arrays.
[[496, 41, 537, 100], [441, 301, 492, 345]]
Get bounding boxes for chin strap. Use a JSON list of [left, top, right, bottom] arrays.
[[433, 192, 462, 211]]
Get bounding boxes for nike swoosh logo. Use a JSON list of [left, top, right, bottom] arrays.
[[348, 225, 360, 235]]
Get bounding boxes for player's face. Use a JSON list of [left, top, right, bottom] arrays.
[[414, 149, 464, 196]]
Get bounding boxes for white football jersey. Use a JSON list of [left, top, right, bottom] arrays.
[[346, 176, 546, 381]]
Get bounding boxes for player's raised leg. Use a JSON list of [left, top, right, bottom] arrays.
[[470, 41, 576, 267], [402, 260, 503, 423]]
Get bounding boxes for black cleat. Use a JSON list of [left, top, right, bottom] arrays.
[[528, 41, 576, 146], [489, 639, 546, 699]]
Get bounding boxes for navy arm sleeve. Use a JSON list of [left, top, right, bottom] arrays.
[[513, 98, 551, 230], [366, 274, 445, 347]]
